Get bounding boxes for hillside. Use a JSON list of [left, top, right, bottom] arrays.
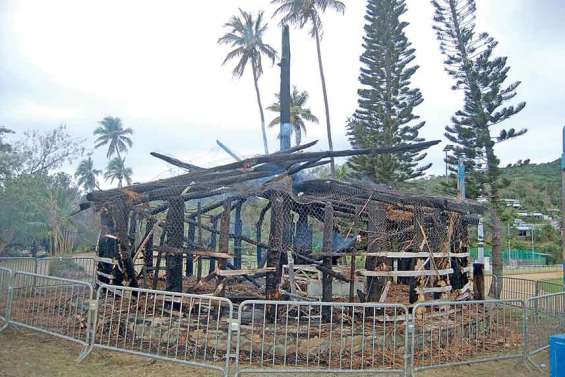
[[403, 159, 561, 212]]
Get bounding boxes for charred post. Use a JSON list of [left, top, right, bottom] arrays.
[[165, 197, 185, 292], [365, 204, 387, 302], [321, 204, 334, 321]]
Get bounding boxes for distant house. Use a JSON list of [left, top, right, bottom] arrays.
[[501, 198, 521, 209], [516, 211, 545, 221]]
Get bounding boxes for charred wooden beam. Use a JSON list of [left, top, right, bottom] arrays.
[[86, 140, 438, 204], [150, 152, 204, 171]]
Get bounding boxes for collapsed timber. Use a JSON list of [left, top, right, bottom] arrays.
[[81, 139, 487, 310]]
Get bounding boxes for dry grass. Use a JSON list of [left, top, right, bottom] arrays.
[[0, 328, 549, 377]]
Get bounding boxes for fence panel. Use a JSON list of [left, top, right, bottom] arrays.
[[40, 257, 96, 284], [526, 292, 565, 356], [93, 284, 233, 376], [492, 276, 537, 301], [0, 257, 36, 274], [8, 271, 94, 348], [412, 299, 525, 371], [0, 257, 96, 284], [235, 300, 408, 375]]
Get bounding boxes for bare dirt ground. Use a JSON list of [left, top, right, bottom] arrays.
[[0, 329, 549, 377], [510, 272, 563, 281]]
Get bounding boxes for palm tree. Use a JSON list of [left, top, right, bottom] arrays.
[[267, 86, 319, 146], [218, 9, 278, 154], [74, 156, 101, 192], [93, 116, 133, 159], [104, 157, 132, 188], [272, 0, 345, 176]]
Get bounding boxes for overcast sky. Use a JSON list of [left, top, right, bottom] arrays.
[[1, 0, 563, 187]]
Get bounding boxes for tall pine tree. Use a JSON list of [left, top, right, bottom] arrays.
[[347, 0, 430, 184], [432, 0, 526, 296]]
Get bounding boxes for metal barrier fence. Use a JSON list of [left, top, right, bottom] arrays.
[[411, 299, 525, 372], [0, 264, 564, 376], [235, 300, 408, 375], [0, 257, 37, 274], [8, 271, 94, 357], [525, 292, 565, 357], [492, 275, 563, 301], [92, 283, 233, 376]]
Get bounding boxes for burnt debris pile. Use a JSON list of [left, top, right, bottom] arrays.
[[84, 139, 486, 305]]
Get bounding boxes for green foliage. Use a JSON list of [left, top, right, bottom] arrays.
[[432, 0, 526, 201], [94, 116, 133, 159], [104, 157, 133, 188], [271, 0, 345, 37], [75, 156, 101, 192], [0, 126, 97, 255], [346, 0, 430, 184], [218, 8, 277, 154], [218, 9, 277, 79], [267, 86, 319, 146], [0, 172, 98, 255]]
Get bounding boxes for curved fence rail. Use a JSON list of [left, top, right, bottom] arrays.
[[0, 260, 563, 376]]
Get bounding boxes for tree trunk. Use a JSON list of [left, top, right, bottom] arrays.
[[252, 62, 269, 155], [489, 206, 503, 298], [313, 24, 335, 178]]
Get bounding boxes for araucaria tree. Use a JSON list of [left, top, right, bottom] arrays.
[[346, 0, 430, 184], [218, 9, 277, 155], [432, 0, 526, 296], [272, 0, 345, 177]]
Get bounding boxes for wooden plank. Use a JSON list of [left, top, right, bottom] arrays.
[[215, 267, 275, 277], [95, 257, 114, 265], [358, 268, 454, 277], [416, 285, 452, 294], [310, 251, 470, 258]]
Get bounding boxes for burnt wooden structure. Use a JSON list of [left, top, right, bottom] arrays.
[[85, 139, 485, 305]]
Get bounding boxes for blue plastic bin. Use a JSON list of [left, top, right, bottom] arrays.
[[550, 334, 565, 377]]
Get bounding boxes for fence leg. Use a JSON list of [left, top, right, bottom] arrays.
[[405, 321, 415, 377], [0, 286, 13, 333], [522, 301, 530, 367], [77, 296, 98, 362]]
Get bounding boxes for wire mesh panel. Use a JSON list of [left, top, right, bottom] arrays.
[[526, 292, 565, 356], [9, 271, 94, 346], [93, 283, 233, 376], [411, 299, 525, 370], [236, 300, 408, 375]]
